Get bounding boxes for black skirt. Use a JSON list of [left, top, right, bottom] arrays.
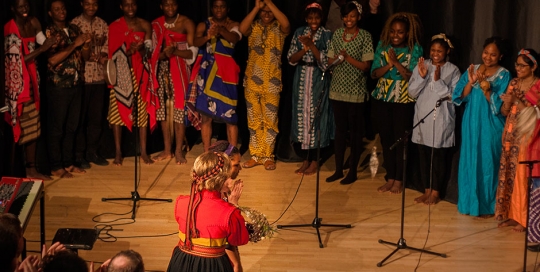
[[166, 246, 234, 272]]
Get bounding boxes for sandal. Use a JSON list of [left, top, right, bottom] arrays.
[[242, 159, 261, 168], [264, 160, 276, 170]]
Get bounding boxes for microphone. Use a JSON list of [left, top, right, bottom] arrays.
[[436, 96, 451, 106], [322, 55, 344, 80]]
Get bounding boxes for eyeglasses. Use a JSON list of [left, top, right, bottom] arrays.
[[515, 62, 530, 68]]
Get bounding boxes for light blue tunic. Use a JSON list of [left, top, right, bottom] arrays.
[[409, 60, 461, 148], [452, 65, 510, 216]]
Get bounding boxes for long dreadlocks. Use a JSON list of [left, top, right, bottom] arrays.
[[380, 12, 423, 51]]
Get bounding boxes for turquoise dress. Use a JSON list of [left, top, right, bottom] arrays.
[[453, 65, 510, 216]]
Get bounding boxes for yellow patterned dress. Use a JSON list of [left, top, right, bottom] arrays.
[[243, 20, 286, 162]]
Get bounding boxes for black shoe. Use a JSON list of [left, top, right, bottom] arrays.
[[75, 157, 91, 169], [86, 153, 109, 166], [340, 175, 357, 185], [527, 244, 540, 252], [326, 172, 344, 182]]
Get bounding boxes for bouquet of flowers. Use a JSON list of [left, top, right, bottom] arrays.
[[238, 206, 277, 243]]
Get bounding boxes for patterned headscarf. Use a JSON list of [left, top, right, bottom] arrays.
[[519, 49, 538, 66], [350, 1, 362, 15], [306, 2, 322, 10]]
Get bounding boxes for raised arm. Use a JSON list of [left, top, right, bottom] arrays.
[[239, 0, 262, 36], [264, 0, 290, 35], [193, 22, 209, 47], [217, 20, 241, 45], [48, 32, 89, 67]]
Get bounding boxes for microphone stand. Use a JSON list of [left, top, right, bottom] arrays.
[[277, 65, 351, 248], [102, 47, 172, 220], [377, 100, 447, 267], [519, 159, 540, 272]]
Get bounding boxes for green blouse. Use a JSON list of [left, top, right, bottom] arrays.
[[327, 28, 374, 103], [370, 41, 423, 103]]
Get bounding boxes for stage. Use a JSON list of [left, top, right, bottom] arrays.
[[20, 142, 534, 272]]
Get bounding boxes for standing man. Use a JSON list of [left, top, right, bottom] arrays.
[[108, 0, 156, 165], [189, 0, 242, 152], [239, 0, 290, 170], [45, 0, 91, 178], [71, 0, 110, 169], [150, 0, 197, 164]]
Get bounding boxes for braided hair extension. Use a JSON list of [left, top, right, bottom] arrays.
[[380, 12, 423, 51]]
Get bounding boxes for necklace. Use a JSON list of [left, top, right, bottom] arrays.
[[164, 14, 179, 29], [342, 28, 359, 42], [520, 76, 537, 92]]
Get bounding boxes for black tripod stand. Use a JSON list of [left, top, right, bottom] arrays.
[[102, 49, 172, 219], [520, 159, 540, 272], [277, 67, 351, 248], [377, 101, 447, 267]]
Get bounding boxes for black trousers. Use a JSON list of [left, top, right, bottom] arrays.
[[417, 144, 450, 192], [47, 86, 82, 171], [331, 99, 365, 178], [75, 83, 108, 157], [372, 99, 415, 181]]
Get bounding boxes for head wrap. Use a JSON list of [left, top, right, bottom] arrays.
[[350, 1, 362, 15], [431, 33, 454, 49], [191, 152, 225, 185], [518, 49, 538, 66], [306, 2, 322, 10]]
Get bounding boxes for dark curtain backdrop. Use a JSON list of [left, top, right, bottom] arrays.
[[2, 0, 540, 203]]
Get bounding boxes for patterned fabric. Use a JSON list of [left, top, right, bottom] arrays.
[[70, 15, 108, 84], [244, 19, 286, 161], [245, 86, 280, 162], [190, 19, 240, 125], [327, 28, 374, 103], [107, 72, 148, 128], [45, 24, 84, 88], [156, 61, 185, 123], [108, 17, 156, 130], [529, 178, 540, 242], [4, 20, 41, 142], [151, 16, 190, 125], [409, 59, 461, 148], [287, 26, 334, 149], [525, 84, 540, 176], [495, 78, 538, 226], [453, 65, 510, 216], [371, 41, 423, 103]]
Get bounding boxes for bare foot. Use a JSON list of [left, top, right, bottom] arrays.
[[175, 149, 187, 165], [424, 194, 441, 205], [51, 168, 73, 178], [113, 153, 123, 166], [295, 161, 309, 175], [377, 179, 394, 193], [141, 154, 154, 165], [65, 165, 86, 174], [152, 151, 173, 162], [414, 193, 430, 204], [303, 161, 318, 176], [513, 224, 526, 232], [498, 219, 519, 228], [26, 168, 52, 181], [390, 180, 403, 194]]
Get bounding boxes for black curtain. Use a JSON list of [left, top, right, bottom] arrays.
[[3, 0, 540, 203]]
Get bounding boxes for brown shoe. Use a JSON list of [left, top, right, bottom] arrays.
[[264, 160, 276, 170], [242, 159, 261, 168]]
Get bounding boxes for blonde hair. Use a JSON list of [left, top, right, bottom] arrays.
[[191, 152, 231, 192], [380, 12, 423, 51]]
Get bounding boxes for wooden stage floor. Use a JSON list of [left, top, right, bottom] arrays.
[[20, 142, 538, 272]]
